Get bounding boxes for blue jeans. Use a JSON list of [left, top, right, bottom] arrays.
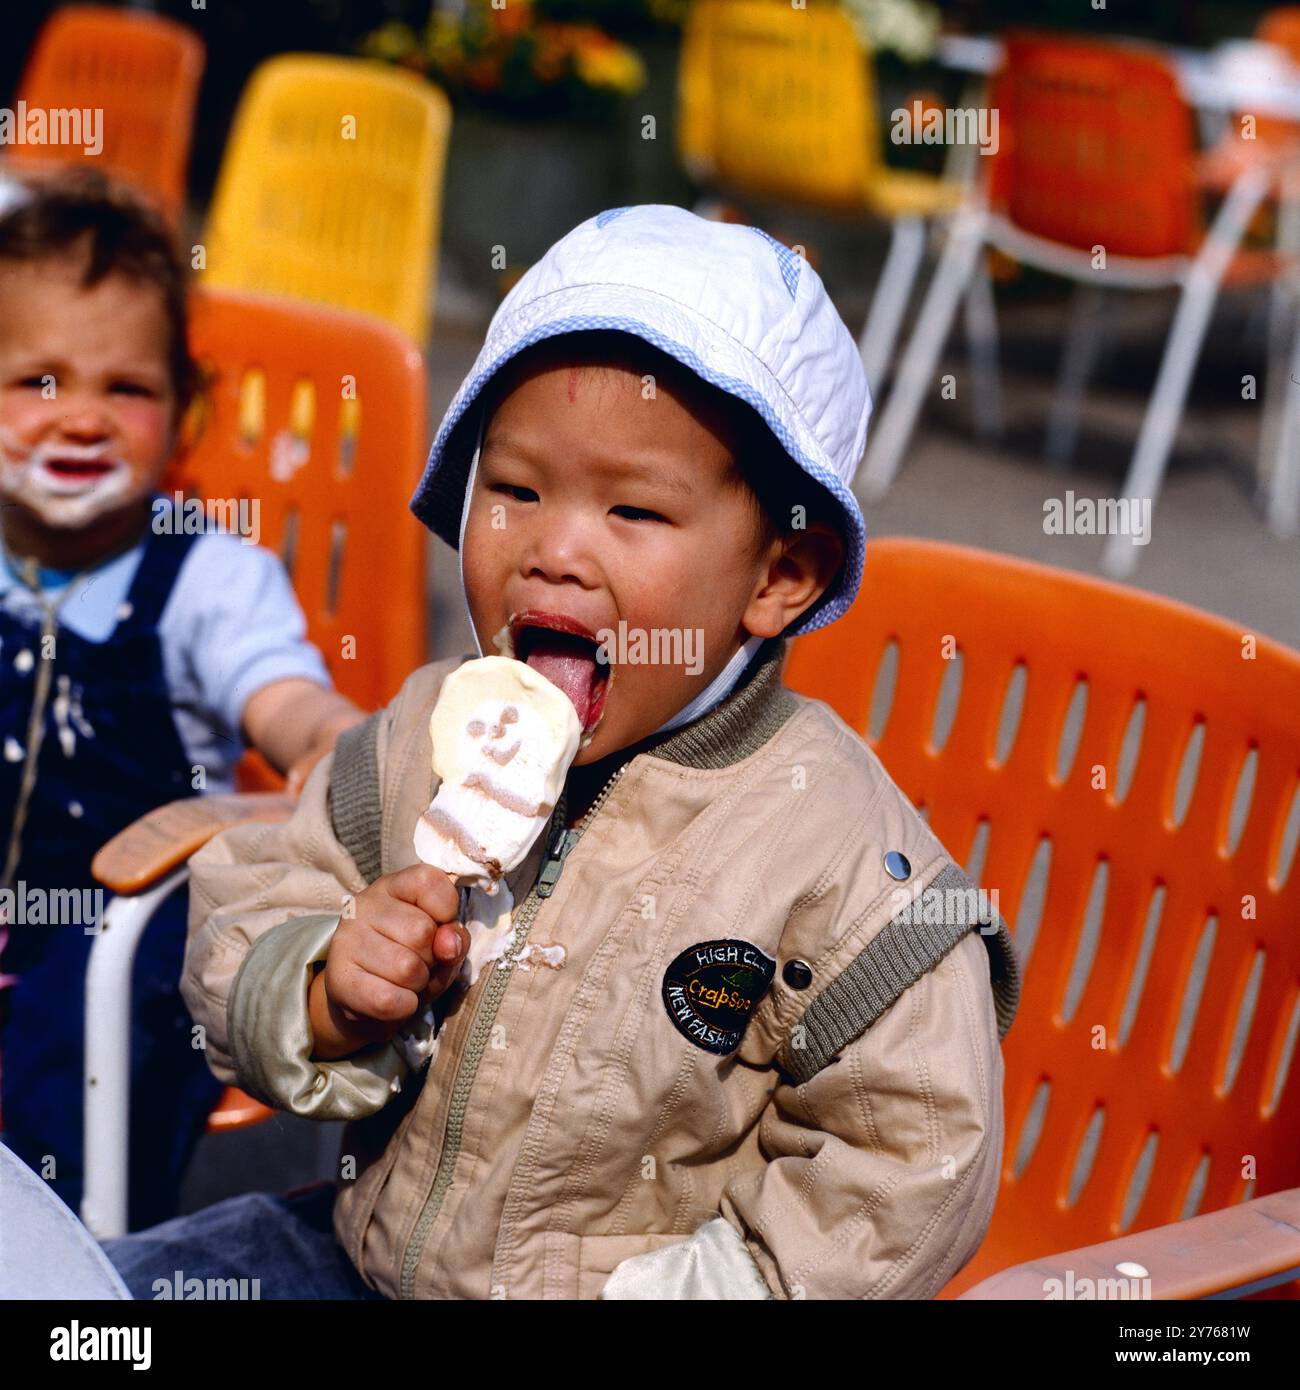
[[100, 1182, 388, 1300]]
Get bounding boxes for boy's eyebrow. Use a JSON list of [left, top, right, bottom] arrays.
[[482, 435, 699, 497]]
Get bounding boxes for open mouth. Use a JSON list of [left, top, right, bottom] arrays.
[[506, 609, 611, 737], [42, 457, 118, 483]]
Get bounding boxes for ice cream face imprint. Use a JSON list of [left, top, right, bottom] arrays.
[[461, 350, 782, 765], [414, 656, 581, 893], [0, 254, 176, 533]]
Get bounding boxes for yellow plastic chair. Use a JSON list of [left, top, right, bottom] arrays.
[[203, 54, 451, 347], [677, 0, 982, 403]]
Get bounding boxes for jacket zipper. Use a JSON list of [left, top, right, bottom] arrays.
[[398, 764, 628, 1299]]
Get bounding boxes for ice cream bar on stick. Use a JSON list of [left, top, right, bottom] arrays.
[[413, 655, 581, 894], [398, 656, 582, 1071]]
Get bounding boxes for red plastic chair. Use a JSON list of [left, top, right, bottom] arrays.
[[786, 537, 1300, 1299], [9, 5, 205, 221], [860, 33, 1292, 573]]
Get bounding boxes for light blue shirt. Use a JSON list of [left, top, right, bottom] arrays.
[[0, 531, 332, 793]]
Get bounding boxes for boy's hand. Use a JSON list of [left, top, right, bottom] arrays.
[[308, 865, 467, 1061]]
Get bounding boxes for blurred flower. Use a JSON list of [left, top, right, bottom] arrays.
[[359, 19, 421, 63], [492, 1, 535, 40], [361, 0, 646, 117], [570, 26, 645, 93]]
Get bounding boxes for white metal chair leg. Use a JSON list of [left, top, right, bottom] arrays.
[[81, 868, 187, 1240], [963, 258, 1003, 441], [1256, 168, 1300, 502], [1102, 166, 1271, 577], [1268, 314, 1300, 537], [859, 215, 926, 400], [859, 204, 988, 500], [1046, 283, 1108, 469]]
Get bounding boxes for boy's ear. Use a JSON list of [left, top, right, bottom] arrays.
[[746, 523, 844, 639]]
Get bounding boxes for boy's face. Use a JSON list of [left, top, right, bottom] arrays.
[[462, 355, 784, 766], [0, 249, 176, 549]]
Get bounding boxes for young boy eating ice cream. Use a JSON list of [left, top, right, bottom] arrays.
[[103, 205, 1020, 1299]]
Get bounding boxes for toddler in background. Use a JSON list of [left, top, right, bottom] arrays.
[[0, 169, 365, 1228]]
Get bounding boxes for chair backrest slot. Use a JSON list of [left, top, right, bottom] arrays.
[[1111, 694, 1146, 806], [1167, 914, 1218, 1075]]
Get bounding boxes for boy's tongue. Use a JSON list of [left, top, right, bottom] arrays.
[[523, 630, 599, 729]]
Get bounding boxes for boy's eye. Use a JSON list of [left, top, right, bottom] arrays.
[[489, 483, 538, 502], [110, 381, 157, 398], [16, 375, 50, 389], [611, 505, 667, 523]]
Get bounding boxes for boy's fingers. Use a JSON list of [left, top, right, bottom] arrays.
[[351, 934, 431, 999], [432, 922, 469, 962], [335, 964, 419, 1025], [368, 902, 444, 964], [382, 864, 461, 923]]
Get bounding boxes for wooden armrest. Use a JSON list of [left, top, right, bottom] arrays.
[[959, 1187, 1300, 1300], [92, 793, 297, 896]]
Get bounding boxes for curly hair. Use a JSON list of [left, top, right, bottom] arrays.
[[0, 167, 199, 414]]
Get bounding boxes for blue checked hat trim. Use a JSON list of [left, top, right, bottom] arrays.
[[410, 314, 866, 638], [743, 226, 801, 299], [595, 205, 634, 229]]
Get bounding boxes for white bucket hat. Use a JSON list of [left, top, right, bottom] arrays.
[[409, 203, 870, 637]]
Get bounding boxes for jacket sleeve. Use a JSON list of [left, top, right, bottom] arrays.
[[602, 852, 1009, 1302], [181, 701, 433, 1122], [718, 925, 1006, 1299]]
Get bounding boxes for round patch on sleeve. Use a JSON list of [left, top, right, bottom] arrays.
[[661, 939, 777, 1056]]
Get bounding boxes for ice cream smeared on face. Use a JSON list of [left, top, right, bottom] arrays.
[[0, 425, 137, 529], [413, 655, 581, 894]]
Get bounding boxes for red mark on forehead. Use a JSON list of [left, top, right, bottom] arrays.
[[567, 367, 579, 404]]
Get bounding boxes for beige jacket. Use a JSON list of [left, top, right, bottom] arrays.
[[183, 637, 1019, 1300]]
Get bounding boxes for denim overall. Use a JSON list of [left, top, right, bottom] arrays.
[[0, 523, 224, 1230]]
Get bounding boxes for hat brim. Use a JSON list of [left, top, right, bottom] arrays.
[[409, 285, 867, 637]]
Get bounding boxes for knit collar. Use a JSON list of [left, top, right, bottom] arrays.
[[567, 636, 798, 791]]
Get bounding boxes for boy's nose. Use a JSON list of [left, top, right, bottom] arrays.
[[56, 397, 115, 443], [518, 513, 601, 587]]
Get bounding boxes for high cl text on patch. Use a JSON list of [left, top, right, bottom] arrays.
[[661, 938, 776, 1056]]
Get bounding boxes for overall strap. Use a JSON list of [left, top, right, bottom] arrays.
[[328, 711, 384, 885], [117, 521, 199, 636]]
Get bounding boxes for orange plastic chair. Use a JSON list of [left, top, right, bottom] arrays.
[[983, 35, 1198, 260], [82, 292, 428, 1236], [785, 538, 1300, 1299], [176, 290, 428, 717], [9, 4, 205, 221]]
